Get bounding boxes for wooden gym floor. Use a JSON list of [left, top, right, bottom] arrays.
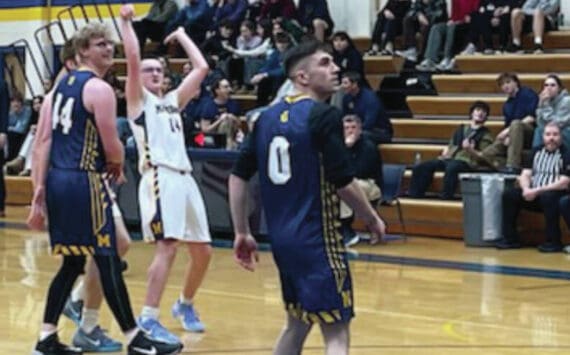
[[2, 206, 570, 354]]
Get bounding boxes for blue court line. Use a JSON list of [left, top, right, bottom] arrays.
[[211, 239, 570, 282], [7, 220, 570, 282]]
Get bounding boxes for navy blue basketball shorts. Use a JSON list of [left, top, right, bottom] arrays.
[[46, 169, 117, 256]]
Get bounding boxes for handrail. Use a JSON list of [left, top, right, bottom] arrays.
[[33, 21, 66, 79], [5, 41, 39, 97], [57, 3, 89, 33]]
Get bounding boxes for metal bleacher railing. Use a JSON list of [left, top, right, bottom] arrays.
[[2, 0, 121, 97]]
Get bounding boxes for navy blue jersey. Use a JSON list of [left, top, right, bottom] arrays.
[[50, 70, 106, 172], [233, 95, 356, 323]]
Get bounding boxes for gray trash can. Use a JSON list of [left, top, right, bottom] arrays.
[[460, 173, 517, 247]]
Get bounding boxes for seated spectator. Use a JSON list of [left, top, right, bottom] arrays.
[[408, 101, 494, 199], [199, 78, 243, 149], [533, 74, 570, 149], [211, 0, 248, 29], [7, 92, 31, 160], [184, 86, 209, 144], [507, 0, 559, 53], [165, 0, 210, 46], [259, 0, 297, 21], [5, 95, 43, 176], [367, 0, 411, 56], [332, 31, 365, 80], [201, 19, 236, 77], [133, 0, 178, 53], [341, 71, 393, 144], [227, 19, 264, 92], [416, 0, 479, 71], [224, 19, 273, 92], [461, 0, 520, 54], [297, 0, 335, 41], [496, 122, 570, 252], [250, 31, 291, 106], [395, 0, 448, 62], [480, 72, 538, 173], [339, 114, 383, 246]]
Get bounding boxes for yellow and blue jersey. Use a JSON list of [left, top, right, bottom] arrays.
[[50, 70, 106, 173]]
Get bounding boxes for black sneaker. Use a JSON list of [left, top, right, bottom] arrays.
[[506, 43, 523, 53], [538, 242, 563, 253], [128, 330, 183, 355], [33, 333, 83, 355], [495, 239, 521, 249]]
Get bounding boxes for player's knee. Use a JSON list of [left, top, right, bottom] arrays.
[[189, 242, 213, 261], [116, 234, 131, 256], [157, 239, 178, 261]]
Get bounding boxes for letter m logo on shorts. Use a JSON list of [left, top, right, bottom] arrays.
[[151, 221, 163, 236], [97, 233, 111, 248]]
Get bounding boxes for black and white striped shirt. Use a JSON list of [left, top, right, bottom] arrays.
[[524, 146, 570, 188]]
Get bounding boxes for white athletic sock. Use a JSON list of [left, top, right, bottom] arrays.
[[179, 294, 193, 305], [71, 279, 85, 302], [535, 36, 543, 45], [513, 38, 521, 46], [80, 308, 99, 333], [140, 306, 159, 320], [125, 328, 140, 344], [39, 329, 56, 341]]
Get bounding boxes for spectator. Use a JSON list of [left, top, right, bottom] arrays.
[[133, 0, 178, 53], [228, 19, 264, 92], [0, 78, 7, 217], [416, 0, 479, 71], [212, 0, 248, 29], [341, 71, 393, 144], [408, 101, 494, 199], [367, 0, 411, 56], [339, 114, 383, 246], [480, 73, 538, 173], [184, 86, 209, 144], [395, 0, 448, 62], [199, 77, 243, 149], [331, 31, 365, 80], [461, 0, 522, 54], [7, 92, 31, 160], [496, 122, 570, 252], [201, 19, 236, 76], [297, 0, 335, 41], [507, 0, 560, 53], [250, 31, 291, 106], [165, 0, 211, 45], [259, 0, 297, 21], [533, 74, 570, 149]]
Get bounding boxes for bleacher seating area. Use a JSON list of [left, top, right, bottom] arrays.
[[5, 1, 570, 245]]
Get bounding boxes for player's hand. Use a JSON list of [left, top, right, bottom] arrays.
[[233, 233, 259, 271], [106, 162, 124, 183], [119, 4, 135, 20], [367, 215, 386, 245], [27, 186, 46, 230], [163, 27, 186, 45]]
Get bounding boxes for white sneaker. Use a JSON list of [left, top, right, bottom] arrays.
[[415, 59, 436, 71], [461, 43, 476, 55], [436, 57, 455, 71], [395, 47, 417, 62]]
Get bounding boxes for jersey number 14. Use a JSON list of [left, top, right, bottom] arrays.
[[52, 93, 75, 134]]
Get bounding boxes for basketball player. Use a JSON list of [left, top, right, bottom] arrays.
[[228, 40, 386, 354], [27, 22, 182, 354], [28, 38, 132, 353], [119, 4, 211, 344]]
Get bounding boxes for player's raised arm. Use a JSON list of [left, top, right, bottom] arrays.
[[84, 78, 124, 180], [119, 3, 144, 118], [164, 27, 209, 109]]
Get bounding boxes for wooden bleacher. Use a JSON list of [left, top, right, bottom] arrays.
[[455, 53, 570, 73], [406, 96, 505, 117], [432, 73, 570, 94]]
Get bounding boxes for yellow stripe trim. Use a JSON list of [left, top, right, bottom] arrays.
[[0, 4, 151, 22]]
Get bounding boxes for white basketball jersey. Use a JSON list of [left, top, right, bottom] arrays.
[[130, 89, 192, 173]]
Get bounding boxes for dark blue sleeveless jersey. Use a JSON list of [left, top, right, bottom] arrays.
[[233, 95, 354, 254], [50, 70, 106, 172]]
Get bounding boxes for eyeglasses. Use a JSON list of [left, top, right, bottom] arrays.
[[142, 67, 163, 74], [93, 40, 114, 48]]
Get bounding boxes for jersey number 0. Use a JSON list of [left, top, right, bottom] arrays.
[[268, 136, 291, 184], [52, 93, 75, 134]]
